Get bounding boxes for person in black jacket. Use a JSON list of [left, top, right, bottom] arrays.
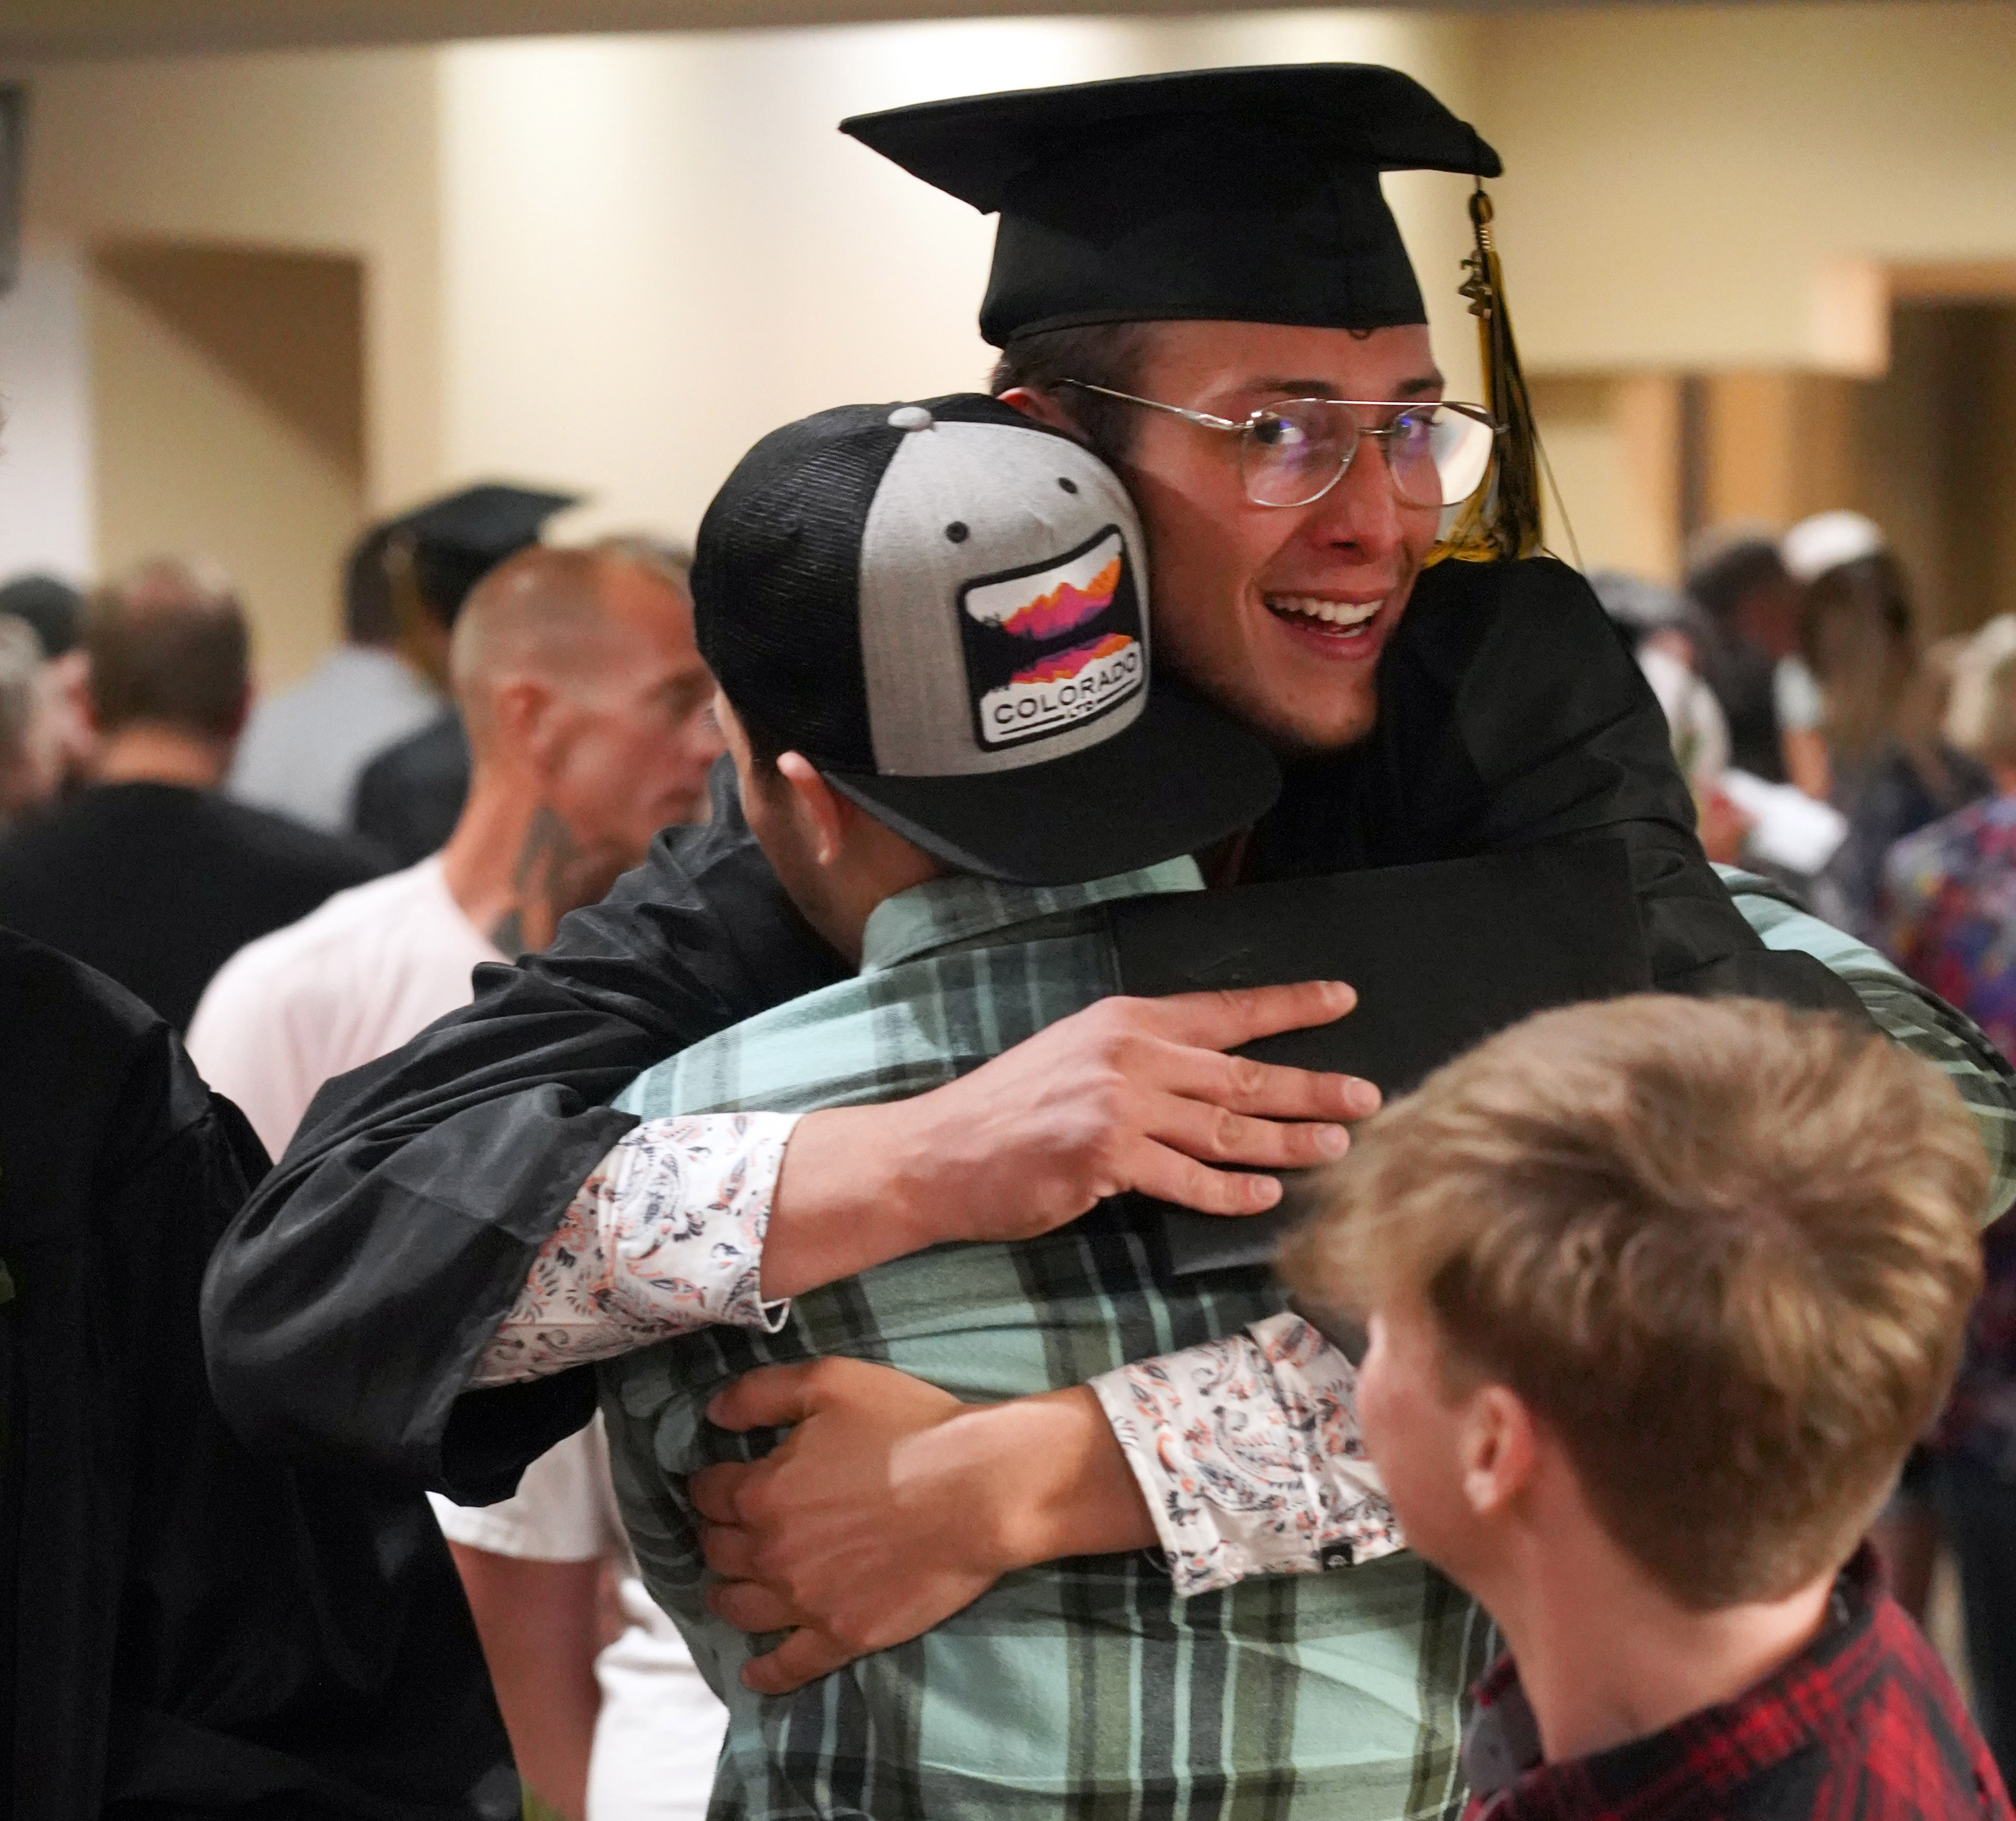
[[349, 487, 578, 867], [0, 562, 385, 1030], [0, 928, 513, 1820]]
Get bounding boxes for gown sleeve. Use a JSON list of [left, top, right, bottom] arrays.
[[106, 1055, 512, 1818], [201, 765, 847, 1501], [3, 931, 510, 1817]]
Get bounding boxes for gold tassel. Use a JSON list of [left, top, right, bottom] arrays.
[[1430, 184, 1545, 565]]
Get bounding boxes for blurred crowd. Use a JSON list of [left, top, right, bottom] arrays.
[[1596, 512, 2001, 945], [1594, 507, 2016, 1025], [0, 494, 730, 1821], [0, 490, 722, 1024], [1602, 507, 2016, 1750]]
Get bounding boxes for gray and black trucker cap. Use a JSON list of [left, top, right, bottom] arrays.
[[691, 393, 1281, 885]]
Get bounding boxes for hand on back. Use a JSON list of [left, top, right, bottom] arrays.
[[693, 1359, 1147, 1694], [767, 977, 1378, 1301], [920, 976, 1376, 1234]]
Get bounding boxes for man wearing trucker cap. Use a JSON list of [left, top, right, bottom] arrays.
[[206, 65, 2015, 1806], [591, 393, 1307, 1817]]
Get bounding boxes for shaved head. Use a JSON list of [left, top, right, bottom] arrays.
[[453, 547, 647, 752], [446, 540, 720, 870]]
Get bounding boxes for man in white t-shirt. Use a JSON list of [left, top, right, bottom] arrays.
[[190, 538, 725, 1821]]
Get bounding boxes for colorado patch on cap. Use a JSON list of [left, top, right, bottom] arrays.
[[960, 526, 1144, 749]]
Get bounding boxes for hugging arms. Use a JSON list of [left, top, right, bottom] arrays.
[[203, 557, 2016, 1693]]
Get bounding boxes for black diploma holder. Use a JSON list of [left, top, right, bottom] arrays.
[[1110, 839, 1653, 1277]]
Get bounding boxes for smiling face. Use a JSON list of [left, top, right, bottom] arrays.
[[1101, 320, 1446, 757]]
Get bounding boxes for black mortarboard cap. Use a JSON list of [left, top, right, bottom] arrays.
[[0, 573, 84, 656], [385, 482, 580, 624], [843, 64, 1501, 348]]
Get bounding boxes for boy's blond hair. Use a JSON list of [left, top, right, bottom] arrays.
[[1278, 996, 1987, 1609]]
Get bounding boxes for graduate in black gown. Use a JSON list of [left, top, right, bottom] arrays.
[[202, 66, 2011, 1508], [351, 486, 577, 868], [0, 930, 513, 1820]]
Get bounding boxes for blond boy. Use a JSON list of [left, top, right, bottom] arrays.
[[1280, 996, 2011, 1821]]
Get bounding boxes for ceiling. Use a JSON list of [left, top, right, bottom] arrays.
[[0, 0, 1787, 63]]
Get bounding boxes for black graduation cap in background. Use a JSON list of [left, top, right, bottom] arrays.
[[0, 573, 84, 658], [842, 64, 1501, 349], [385, 482, 580, 625]]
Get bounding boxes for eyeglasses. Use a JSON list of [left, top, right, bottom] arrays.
[[1056, 380, 1501, 512]]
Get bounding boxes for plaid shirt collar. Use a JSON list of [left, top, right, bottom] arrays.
[[1462, 1546, 1879, 1819], [859, 859, 1202, 974]]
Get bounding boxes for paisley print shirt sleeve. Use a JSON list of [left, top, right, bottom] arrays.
[[1089, 1311, 1405, 1597], [472, 1111, 798, 1388]]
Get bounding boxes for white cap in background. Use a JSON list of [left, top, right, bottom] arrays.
[[1780, 510, 1886, 584]]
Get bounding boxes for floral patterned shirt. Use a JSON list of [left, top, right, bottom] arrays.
[[1885, 794, 2016, 1060], [472, 1111, 797, 1387], [1090, 1310, 1401, 1594]]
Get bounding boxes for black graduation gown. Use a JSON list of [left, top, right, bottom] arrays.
[[0, 932, 512, 1821], [351, 714, 473, 870], [201, 556, 1842, 1501]]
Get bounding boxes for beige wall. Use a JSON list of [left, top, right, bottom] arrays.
[[88, 246, 366, 682], [1482, 2, 2016, 374], [1528, 373, 1683, 580], [21, 46, 444, 505], [17, 45, 444, 682], [1495, 1, 2016, 585], [90, 264, 363, 682], [1524, 317, 2016, 629]]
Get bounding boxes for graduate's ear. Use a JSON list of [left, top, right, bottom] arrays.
[[996, 387, 1083, 440], [773, 751, 852, 868]]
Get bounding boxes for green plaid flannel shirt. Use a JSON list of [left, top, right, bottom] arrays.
[[598, 862, 2016, 1821], [600, 860, 1489, 1821]]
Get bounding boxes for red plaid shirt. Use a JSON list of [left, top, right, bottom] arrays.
[[1460, 1548, 2011, 1820]]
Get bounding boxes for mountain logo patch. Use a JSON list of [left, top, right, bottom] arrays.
[[958, 526, 1145, 750]]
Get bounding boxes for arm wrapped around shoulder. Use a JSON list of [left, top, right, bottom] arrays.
[[1396, 560, 1893, 1022], [1723, 864, 2016, 1223]]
